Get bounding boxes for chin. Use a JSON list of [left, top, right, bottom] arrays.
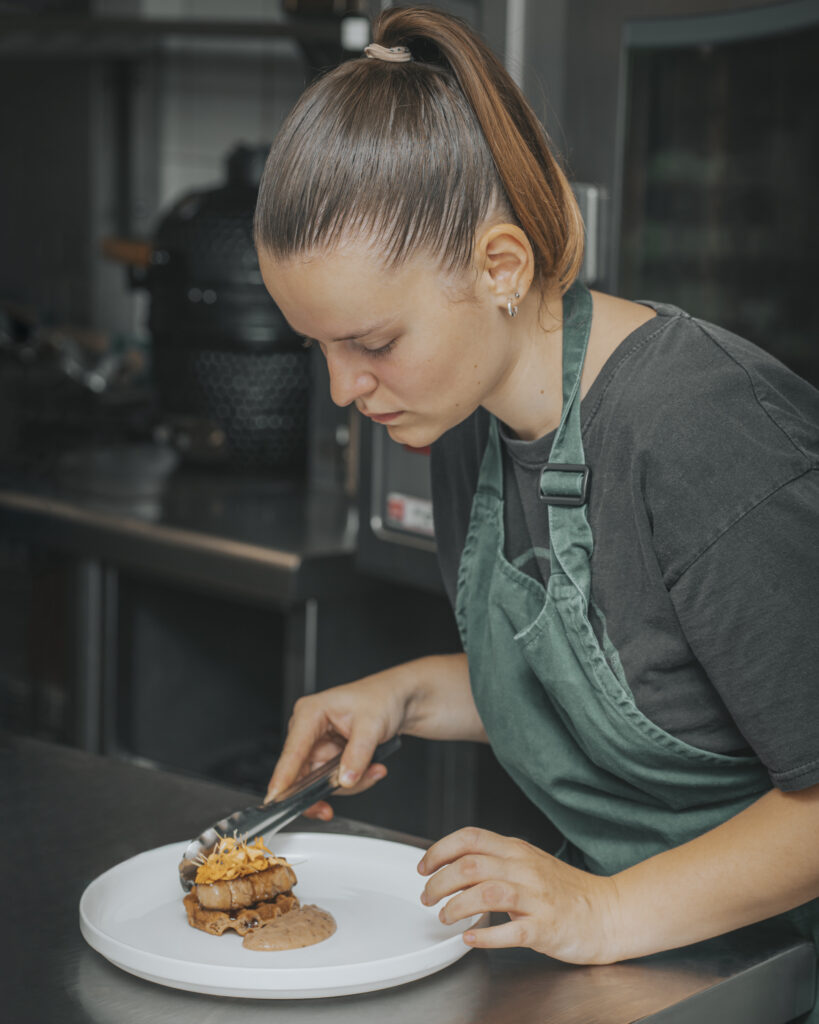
[[386, 421, 443, 448]]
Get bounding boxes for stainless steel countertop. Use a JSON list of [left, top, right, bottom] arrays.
[[0, 470, 363, 604], [6, 735, 814, 1023]]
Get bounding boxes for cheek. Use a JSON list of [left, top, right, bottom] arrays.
[[388, 322, 490, 410]]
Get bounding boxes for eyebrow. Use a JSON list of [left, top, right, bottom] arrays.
[[287, 317, 393, 343], [332, 319, 393, 342]]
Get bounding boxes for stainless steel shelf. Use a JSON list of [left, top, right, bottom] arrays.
[[0, 473, 360, 606]]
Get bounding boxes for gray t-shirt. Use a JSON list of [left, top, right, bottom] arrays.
[[431, 301, 819, 791]]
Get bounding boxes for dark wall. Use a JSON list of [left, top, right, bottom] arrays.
[[0, 58, 97, 324]]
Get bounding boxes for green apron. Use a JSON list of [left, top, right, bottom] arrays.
[[454, 281, 818, 1015]]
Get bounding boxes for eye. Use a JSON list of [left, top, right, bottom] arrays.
[[366, 338, 398, 359]]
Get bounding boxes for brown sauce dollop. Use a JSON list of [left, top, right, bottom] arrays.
[[242, 904, 337, 951]]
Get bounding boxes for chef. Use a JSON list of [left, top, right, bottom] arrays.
[[254, 5, 819, 1014]]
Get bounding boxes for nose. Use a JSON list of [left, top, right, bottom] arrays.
[[325, 348, 378, 408]]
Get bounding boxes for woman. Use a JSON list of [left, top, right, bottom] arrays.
[[254, 4, 819, 1000]]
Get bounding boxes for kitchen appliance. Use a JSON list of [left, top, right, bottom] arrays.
[[141, 144, 310, 473], [357, 427, 441, 592]]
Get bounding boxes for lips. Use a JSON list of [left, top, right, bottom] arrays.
[[364, 411, 402, 424]]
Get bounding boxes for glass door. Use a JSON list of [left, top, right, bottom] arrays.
[[617, 5, 819, 385]]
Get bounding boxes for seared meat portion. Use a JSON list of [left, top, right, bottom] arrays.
[[195, 862, 297, 911], [184, 890, 299, 935]]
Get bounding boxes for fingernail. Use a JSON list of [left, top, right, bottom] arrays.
[[417, 859, 427, 875], [464, 932, 475, 944], [420, 890, 429, 906], [340, 769, 357, 787]]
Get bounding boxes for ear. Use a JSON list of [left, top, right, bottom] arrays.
[[474, 224, 535, 311]]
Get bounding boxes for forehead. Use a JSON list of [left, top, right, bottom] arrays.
[[257, 244, 445, 338], [259, 243, 393, 293]]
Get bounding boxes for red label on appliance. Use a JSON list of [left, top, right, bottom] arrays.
[[386, 496, 405, 522], [385, 491, 435, 537]]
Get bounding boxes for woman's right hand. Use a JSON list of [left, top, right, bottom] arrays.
[[265, 653, 483, 819], [264, 666, 411, 818]]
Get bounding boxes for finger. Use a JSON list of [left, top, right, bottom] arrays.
[[337, 723, 391, 788], [334, 762, 387, 796], [302, 801, 334, 821], [267, 748, 344, 805], [309, 737, 346, 766], [462, 918, 533, 950], [418, 827, 507, 876], [421, 853, 504, 906], [266, 708, 331, 800], [283, 765, 387, 823], [436, 879, 522, 925]]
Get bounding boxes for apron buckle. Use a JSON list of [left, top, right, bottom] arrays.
[[538, 463, 591, 507]]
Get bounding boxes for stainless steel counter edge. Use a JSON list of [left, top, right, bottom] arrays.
[[639, 941, 816, 1024], [0, 487, 366, 605]]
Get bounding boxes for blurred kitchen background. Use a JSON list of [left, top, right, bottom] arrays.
[[1, 0, 817, 843]]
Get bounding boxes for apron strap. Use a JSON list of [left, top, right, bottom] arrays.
[[543, 282, 595, 605]]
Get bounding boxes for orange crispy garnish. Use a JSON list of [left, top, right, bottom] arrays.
[[194, 835, 290, 885]]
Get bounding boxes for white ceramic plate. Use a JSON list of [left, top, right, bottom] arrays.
[[79, 832, 485, 999]]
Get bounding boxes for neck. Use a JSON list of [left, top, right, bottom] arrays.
[[483, 281, 566, 441]]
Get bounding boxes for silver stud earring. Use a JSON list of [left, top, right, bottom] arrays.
[[507, 291, 521, 318]]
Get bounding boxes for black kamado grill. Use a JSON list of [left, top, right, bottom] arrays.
[[144, 144, 309, 473]]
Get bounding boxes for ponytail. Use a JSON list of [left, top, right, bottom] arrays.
[[255, 6, 583, 294]]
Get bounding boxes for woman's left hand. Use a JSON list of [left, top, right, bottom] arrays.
[[418, 827, 621, 965]]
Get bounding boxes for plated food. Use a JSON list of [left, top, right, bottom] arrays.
[[81, 833, 480, 997], [243, 904, 337, 951], [182, 834, 335, 950], [183, 835, 299, 936]]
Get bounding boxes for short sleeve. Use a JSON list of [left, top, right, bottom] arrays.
[[669, 469, 819, 790]]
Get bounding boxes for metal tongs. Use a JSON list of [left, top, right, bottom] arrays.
[[178, 736, 401, 891]]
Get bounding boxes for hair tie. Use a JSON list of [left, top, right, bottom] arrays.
[[364, 43, 412, 63]]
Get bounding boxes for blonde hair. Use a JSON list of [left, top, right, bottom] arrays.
[[254, 6, 584, 294]]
